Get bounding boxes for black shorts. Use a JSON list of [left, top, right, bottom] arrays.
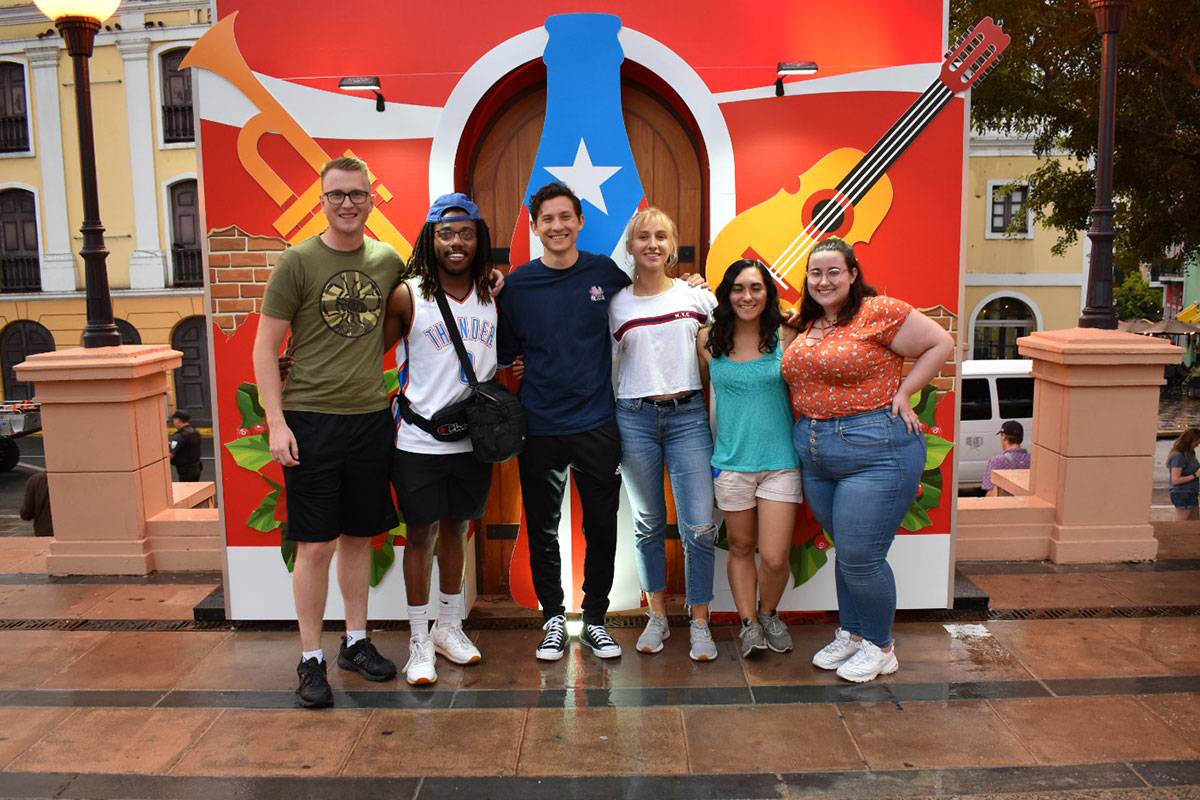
[[391, 449, 493, 528], [283, 409, 398, 543]]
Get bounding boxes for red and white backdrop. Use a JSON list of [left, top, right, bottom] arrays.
[[190, 0, 974, 619]]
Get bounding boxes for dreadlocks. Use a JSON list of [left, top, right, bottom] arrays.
[[404, 216, 495, 305]]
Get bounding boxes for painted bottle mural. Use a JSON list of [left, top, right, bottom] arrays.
[[508, 13, 648, 614], [516, 13, 646, 261]]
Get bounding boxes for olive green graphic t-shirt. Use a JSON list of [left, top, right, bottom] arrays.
[[261, 235, 404, 414]]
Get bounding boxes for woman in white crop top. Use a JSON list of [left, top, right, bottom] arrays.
[[609, 208, 719, 662]]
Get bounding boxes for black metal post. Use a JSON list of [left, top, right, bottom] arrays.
[[56, 15, 121, 348], [1079, 0, 1130, 330]]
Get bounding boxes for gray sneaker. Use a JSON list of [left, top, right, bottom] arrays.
[[636, 613, 670, 653], [758, 611, 793, 653], [739, 620, 768, 656], [689, 618, 718, 662]]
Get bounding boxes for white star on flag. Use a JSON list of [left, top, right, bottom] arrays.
[[545, 139, 622, 215]]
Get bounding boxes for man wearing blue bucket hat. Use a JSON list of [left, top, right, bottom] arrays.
[[384, 193, 499, 686]]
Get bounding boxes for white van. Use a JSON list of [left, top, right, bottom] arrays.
[[958, 359, 1034, 488]]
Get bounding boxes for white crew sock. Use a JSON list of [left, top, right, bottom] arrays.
[[301, 648, 324, 663], [345, 630, 367, 647], [438, 591, 463, 629], [409, 603, 430, 640]]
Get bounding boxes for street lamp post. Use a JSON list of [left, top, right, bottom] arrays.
[[34, 0, 122, 347], [1078, 0, 1130, 330]]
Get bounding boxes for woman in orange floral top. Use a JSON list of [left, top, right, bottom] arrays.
[[781, 238, 954, 683]]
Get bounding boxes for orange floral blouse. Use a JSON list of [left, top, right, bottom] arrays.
[[781, 295, 913, 419]]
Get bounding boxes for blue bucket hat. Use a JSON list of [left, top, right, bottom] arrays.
[[427, 193, 482, 222]]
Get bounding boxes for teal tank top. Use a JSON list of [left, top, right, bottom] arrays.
[[709, 341, 800, 472]]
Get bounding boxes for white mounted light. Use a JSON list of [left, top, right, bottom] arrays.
[[775, 61, 819, 97]]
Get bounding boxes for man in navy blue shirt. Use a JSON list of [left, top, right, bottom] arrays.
[[498, 182, 630, 662]]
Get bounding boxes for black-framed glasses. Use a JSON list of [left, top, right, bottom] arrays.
[[322, 190, 373, 205], [434, 228, 477, 243]]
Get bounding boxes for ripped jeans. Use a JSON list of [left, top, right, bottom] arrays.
[[616, 394, 716, 606]]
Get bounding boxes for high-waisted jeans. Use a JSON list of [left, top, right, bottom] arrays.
[[793, 407, 926, 647], [616, 394, 716, 607]]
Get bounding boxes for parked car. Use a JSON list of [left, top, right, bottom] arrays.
[[958, 360, 1033, 488]]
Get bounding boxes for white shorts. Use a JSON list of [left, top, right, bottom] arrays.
[[713, 467, 803, 512]]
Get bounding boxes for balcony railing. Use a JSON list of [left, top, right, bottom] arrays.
[[0, 114, 29, 152], [0, 255, 41, 292], [162, 104, 194, 143], [172, 246, 203, 287]]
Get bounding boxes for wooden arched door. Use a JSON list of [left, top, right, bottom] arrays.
[[1, 320, 54, 400], [466, 79, 706, 595], [171, 316, 211, 424], [470, 83, 705, 273]]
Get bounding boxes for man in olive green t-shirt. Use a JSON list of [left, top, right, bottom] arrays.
[[253, 156, 403, 708]]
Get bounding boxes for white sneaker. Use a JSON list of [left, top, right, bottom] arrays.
[[688, 619, 718, 662], [836, 639, 898, 683], [404, 636, 437, 685], [812, 628, 861, 670], [636, 613, 670, 653], [431, 623, 481, 665]]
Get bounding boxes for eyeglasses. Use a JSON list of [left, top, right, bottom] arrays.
[[435, 228, 477, 243], [322, 190, 373, 205], [807, 268, 845, 280]]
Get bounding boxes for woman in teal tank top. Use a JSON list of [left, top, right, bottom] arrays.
[[697, 259, 802, 659]]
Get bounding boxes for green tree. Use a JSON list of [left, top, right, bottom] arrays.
[[1113, 272, 1163, 322], [950, 0, 1199, 276]]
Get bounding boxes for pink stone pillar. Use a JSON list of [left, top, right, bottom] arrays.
[[15, 345, 183, 575], [1019, 329, 1180, 563]]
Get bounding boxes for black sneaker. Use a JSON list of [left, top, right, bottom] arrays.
[[535, 614, 568, 661], [580, 623, 622, 658], [337, 636, 397, 682], [296, 657, 333, 708]]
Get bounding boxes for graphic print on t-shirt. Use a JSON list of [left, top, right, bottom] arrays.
[[320, 270, 384, 337]]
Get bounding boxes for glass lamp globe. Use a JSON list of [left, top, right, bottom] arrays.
[[33, 0, 122, 22]]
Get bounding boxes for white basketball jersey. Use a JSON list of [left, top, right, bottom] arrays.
[[395, 277, 499, 454]]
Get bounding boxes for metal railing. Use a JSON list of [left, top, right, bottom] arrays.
[[162, 103, 194, 143], [0, 114, 28, 152], [0, 255, 41, 292], [172, 246, 203, 286]]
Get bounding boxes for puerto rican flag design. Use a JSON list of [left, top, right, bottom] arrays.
[[508, 13, 648, 615]]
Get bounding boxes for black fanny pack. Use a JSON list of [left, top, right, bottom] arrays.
[[392, 281, 526, 462]]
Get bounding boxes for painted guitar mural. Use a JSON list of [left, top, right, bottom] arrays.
[[705, 17, 1011, 301]]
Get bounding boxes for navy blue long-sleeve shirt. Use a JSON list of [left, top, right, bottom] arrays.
[[498, 251, 631, 435]]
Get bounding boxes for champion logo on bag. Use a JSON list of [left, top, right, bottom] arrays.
[[436, 421, 469, 437]]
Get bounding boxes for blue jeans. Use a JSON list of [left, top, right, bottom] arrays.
[[793, 407, 926, 647], [616, 394, 716, 606]]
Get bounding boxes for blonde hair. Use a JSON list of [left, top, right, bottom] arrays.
[[624, 207, 679, 268], [320, 156, 370, 184]]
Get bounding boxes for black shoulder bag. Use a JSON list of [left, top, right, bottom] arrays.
[[392, 282, 526, 463]]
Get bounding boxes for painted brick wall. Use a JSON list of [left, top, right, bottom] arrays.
[[206, 225, 287, 334]]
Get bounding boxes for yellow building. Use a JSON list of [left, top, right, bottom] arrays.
[[0, 0, 210, 418], [965, 131, 1089, 360]]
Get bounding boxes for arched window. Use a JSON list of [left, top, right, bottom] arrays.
[[160, 48, 193, 143], [169, 180, 201, 286], [973, 297, 1035, 360], [0, 189, 40, 292], [1, 320, 55, 400]]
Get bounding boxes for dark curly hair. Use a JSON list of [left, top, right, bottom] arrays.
[[405, 215, 494, 305], [705, 259, 782, 359], [797, 237, 877, 329]]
